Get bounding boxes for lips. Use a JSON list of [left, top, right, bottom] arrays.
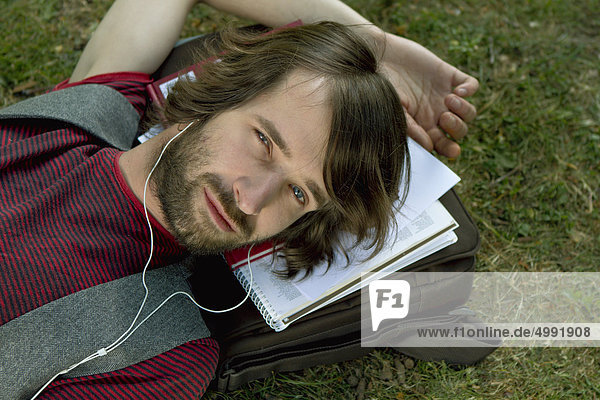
[[204, 188, 237, 233]]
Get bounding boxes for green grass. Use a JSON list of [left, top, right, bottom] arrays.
[[2, 0, 599, 398]]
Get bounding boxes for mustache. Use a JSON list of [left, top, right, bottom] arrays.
[[201, 173, 252, 236]]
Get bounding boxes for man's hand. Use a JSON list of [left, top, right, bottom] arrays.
[[379, 32, 479, 158]]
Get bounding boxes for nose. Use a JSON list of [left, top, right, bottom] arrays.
[[233, 172, 282, 215]]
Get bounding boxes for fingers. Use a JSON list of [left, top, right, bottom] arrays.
[[439, 112, 468, 140], [446, 94, 477, 122], [427, 127, 461, 158], [438, 73, 478, 156], [405, 107, 462, 158], [405, 113, 434, 152], [453, 74, 479, 97], [439, 93, 477, 142]]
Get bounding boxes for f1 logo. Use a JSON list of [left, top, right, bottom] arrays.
[[368, 280, 410, 331]]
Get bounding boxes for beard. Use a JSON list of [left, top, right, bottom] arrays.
[[150, 123, 256, 255]]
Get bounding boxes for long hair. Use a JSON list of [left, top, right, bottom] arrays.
[[160, 22, 409, 278]]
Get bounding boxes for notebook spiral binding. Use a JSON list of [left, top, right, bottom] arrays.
[[233, 267, 284, 331]]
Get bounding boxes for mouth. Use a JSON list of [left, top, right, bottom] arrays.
[[204, 188, 237, 233]]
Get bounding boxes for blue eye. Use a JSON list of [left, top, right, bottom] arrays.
[[256, 130, 271, 154], [291, 185, 306, 205]]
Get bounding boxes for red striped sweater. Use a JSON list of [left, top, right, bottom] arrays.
[[0, 72, 218, 399]]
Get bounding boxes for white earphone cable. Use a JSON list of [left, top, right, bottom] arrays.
[[31, 121, 254, 399]]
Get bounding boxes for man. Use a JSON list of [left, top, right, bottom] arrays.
[[146, 22, 410, 277], [0, 0, 478, 398]]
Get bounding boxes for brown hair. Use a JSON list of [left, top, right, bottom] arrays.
[[160, 22, 409, 278]]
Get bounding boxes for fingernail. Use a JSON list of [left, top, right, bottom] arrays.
[[457, 88, 467, 96]]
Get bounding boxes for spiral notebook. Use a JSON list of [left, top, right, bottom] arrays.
[[224, 139, 461, 331]]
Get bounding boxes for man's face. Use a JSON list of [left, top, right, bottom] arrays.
[[153, 70, 332, 255]]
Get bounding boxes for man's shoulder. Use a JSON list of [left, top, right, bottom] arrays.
[[1, 81, 144, 151], [52, 71, 153, 92]]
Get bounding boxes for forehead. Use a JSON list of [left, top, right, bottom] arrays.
[[242, 70, 333, 206]]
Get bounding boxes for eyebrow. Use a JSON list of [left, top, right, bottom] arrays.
[[257, 115, 291, 158], [256, 114, 328, 209], [306, 179, 327, 209]]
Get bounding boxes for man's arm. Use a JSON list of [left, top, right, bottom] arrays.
[[201, 0, 479, 157], [72, 0, 478, 157], [70, 0, 197, 82], [70, 0, 367, 82]]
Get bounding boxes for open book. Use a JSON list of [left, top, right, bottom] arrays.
[[224, 139, 461, 331]]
